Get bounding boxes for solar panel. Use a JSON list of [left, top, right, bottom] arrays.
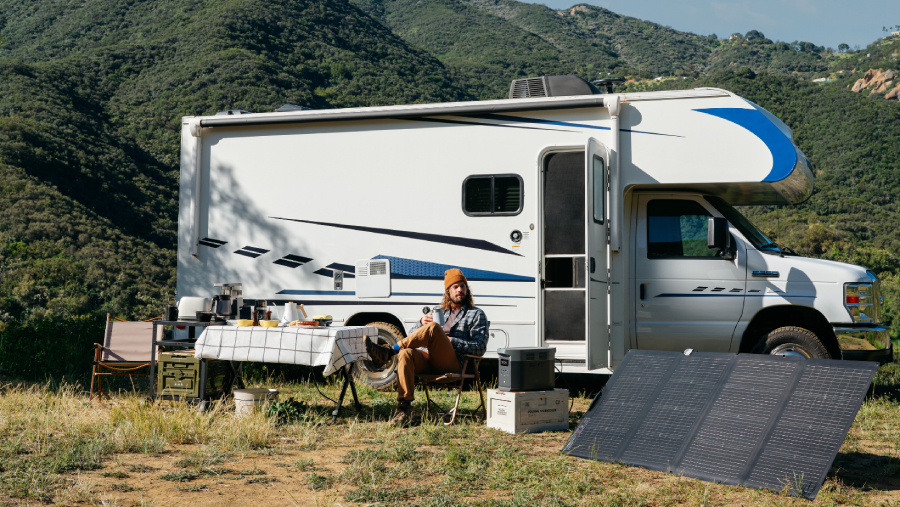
[[562, 350, 878, 499]]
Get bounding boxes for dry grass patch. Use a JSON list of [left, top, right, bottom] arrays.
[[0, 362, 898, 505]]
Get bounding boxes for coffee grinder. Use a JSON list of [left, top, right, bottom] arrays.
[[212, 283, 243, 319]]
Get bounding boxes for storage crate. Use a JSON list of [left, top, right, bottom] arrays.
[[156, 350, 232, 399], [486, 388, 569, 434]]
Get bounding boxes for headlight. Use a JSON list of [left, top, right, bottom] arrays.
[[845, 273, 881, 323]]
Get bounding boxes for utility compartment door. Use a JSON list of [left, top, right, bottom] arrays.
[[586, 138, 610, 370]]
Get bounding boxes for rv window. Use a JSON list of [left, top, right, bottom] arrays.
[[463, 175, 522, 216], [647, 200, 717, 259], [592, 156, 604, 223]]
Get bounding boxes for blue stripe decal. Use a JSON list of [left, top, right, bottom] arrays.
[[655, 293, 814, 298], [468, 114, 683, 137], [373, 255, 534, 282], [275, 289, 533, 298], [693, 108, 797, 183]]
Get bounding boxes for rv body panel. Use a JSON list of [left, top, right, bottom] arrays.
[[177, 87, 840, 371]]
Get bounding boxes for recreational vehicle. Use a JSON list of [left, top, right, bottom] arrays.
[[176, 76, 892, 387]]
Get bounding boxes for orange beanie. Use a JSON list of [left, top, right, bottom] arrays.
[[444, 269, 467, 291]]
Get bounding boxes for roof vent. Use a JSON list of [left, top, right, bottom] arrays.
[[275, 104, 312, 112], [509, 75, 600, 99], [215, 109, 251, 116]]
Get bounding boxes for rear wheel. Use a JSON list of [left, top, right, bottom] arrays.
[[755, 326, 831, 359], [352, 321, 404, 389]]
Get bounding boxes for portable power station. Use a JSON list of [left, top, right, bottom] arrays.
[[497, 347, 556, 391]]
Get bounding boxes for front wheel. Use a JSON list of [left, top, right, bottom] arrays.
[[352, 321, 404, 389], [754, 326, 831, 359]]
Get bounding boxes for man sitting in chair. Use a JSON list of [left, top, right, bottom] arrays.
[[366, 269, 488, 425]]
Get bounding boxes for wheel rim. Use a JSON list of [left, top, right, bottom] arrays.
[[358, 330, 398, 381], [769, 343, 813, 359]]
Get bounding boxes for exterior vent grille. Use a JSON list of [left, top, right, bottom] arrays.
[[370, 261, 387, 276], [509, 77, 548, 99], [358, 266, 368, 277]]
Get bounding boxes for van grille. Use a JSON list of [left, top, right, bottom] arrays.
[[509, 77, 548, 99]]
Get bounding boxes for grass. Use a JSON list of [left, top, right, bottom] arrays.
[[0, 362, 898, 505]]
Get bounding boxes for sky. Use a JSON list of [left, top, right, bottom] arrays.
[[520, 0, 898, 50]]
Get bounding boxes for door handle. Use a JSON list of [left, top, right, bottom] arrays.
[[640, 283, 646, 300], [590, 257, 596, 273]]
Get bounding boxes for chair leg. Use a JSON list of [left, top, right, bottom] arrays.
[[445, 380, 464, 426], [422, 383, 433, 416], [474, 366, 486, 420]]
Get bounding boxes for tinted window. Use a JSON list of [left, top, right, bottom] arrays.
[[464, 177, 492, 213], [463, 175, 522, 215], [647, 200, 717, 259], [592, 156, 604, 223]]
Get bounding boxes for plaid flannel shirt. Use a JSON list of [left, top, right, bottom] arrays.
[[409, 305, 488, 363]]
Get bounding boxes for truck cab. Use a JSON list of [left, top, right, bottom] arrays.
[[629, 191, 890, 363]]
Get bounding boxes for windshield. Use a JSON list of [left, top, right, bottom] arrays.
[[704, 196, 781, 253]]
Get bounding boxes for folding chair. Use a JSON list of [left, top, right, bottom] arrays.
[[90, 314, 161, 401], [416, 353, 487, 425]]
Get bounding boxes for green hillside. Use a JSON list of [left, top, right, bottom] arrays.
[[0, 0, 467, 321]]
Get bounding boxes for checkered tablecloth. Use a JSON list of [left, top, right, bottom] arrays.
[[193, 325, 376, 376]]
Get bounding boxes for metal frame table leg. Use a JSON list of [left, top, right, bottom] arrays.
[[331, 365, 361, 423]]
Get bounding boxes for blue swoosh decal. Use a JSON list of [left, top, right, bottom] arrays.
[[693, 108, 797, 183], [373, 255, 534, 282], [467, 114, 683, 137], [275, 289, 533, 298]]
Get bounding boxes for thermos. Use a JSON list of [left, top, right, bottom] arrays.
[[432, 305, 445, 326], [166, 305, 178, 322]]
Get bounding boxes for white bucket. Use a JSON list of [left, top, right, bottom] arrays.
[[233, 388, 279, 417]]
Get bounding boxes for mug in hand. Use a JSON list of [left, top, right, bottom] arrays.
[[432, 306, 445, 326]]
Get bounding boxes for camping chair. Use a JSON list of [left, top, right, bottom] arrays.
[[416, 353, 487, 425], [90, 314, 161, 401]]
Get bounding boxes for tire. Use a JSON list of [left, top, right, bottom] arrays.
[[755, 326, 831, 359], [352, 321, 404, 389]]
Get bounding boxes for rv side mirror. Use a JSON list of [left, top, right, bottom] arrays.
[[708, 217, 729, 251]]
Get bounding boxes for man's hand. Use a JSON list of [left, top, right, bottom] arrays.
[[421, 312, 433, 325]]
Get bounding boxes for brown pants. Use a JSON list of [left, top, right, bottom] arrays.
[[396, 322, 461, 402]]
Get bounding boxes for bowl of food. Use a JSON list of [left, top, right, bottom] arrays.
[[259, 320, 280, 327], [234, 319, 253, 327]]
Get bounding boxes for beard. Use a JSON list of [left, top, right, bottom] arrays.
[[450, 292, 466, 305]]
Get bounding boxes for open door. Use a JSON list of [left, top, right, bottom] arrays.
[[586, 138, 610, 370]]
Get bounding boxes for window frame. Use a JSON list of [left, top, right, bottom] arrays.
[[461, 173, 524, 217], [592, 155, 605, 225], [645, 198, 723, 260]]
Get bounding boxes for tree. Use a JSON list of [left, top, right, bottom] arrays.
[[838, 43, 849, 53], [745, 30, 765, 41]]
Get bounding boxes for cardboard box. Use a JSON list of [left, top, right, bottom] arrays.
[[486, 388, 569, 434]]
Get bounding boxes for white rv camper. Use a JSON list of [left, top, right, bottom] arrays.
[[177, 76, 891, 387]]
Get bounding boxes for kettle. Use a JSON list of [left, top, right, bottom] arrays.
[[211, 295, 233, 316]]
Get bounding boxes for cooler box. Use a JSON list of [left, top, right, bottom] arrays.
[[497, 347, 555, 391], [486, 388, 569, 434], [156, 350, 232, 399]]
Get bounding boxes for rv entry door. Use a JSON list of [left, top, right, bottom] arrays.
[[586, 139, 610, 370], [540, 139, 609, 371]]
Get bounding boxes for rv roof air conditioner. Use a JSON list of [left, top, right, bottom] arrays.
[[508, 75, 602, 99], [275, 104, 312, 112]]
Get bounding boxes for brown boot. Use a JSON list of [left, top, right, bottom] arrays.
[[365, 337, 398, 367], [390, 400, 413, 426]]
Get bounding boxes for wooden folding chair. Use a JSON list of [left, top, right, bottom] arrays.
[[416, 353, 487, 425], [90, 314, 161, 401]]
